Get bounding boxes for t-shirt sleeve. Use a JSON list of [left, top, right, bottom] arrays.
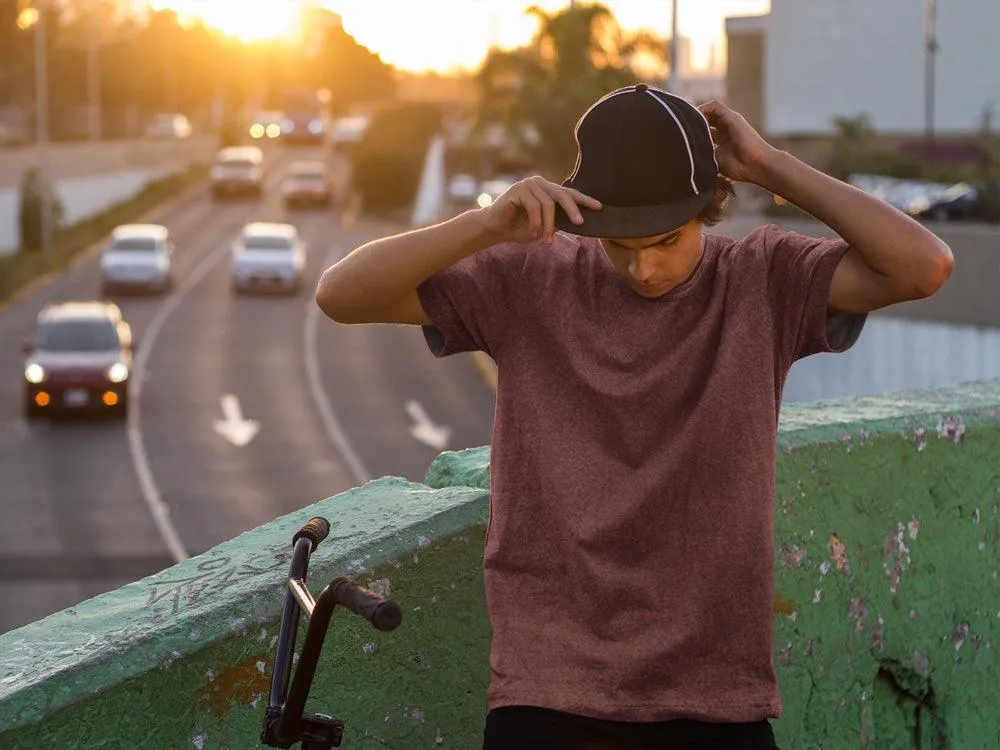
[[763, 225, 867, 365], [416, 242, 528, 359]]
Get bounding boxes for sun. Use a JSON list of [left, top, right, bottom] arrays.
[[148, 0, 304, 42]]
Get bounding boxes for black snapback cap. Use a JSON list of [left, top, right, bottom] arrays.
[[554, 83, 719, 239]]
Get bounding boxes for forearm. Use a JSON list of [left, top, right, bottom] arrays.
[[316, 209, 496, 321], [753, 149, 953, 281]]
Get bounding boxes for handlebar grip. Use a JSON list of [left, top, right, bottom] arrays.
[[292, 516, 331, 550], [329, 577, 403, 631]]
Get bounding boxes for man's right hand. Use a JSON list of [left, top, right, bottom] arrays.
[[477, 175, 602, 245]]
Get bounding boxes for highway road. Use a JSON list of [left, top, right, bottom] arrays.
[[0, 147, 496, 634], [2, 156, 998, 634]]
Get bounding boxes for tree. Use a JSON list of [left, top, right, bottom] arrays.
[[472, 3, 665, 177]]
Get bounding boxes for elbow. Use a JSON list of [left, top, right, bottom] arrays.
[[912, 243, 954, 299], [315, 270, 352, 324]]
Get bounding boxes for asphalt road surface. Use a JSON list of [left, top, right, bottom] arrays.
[[0, 147, 496, 634], [3, 160, 998, 634]]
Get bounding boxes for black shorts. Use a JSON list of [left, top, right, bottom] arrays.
[[483, 706, 780, 750]]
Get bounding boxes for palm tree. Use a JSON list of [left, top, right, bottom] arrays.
[[472, 2, 665, 177]]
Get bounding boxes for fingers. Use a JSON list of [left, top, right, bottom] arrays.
[[506, 177, 603, 243]]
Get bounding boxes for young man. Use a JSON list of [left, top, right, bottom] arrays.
[[316, 84, 953, 749]]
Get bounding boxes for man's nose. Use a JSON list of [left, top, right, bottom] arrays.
[[628, 250, 658, 283]]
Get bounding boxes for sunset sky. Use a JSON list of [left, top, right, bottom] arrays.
[[146, 1, 770, 73]]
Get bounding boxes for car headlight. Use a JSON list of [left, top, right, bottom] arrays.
[[25, 363, 45, 384], [106, 362, 129, 383]]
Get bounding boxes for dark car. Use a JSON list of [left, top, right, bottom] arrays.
[[22, 301, 133, 419], [282, 161, 333, 209]]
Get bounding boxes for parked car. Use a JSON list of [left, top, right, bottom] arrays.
[[447, 173, 479, 209], [231, 222, 305, 295], [99, 224, 173, 295], [146, 113, 192, 139], [282, 161, 333, 209], [21, 301, 133, 419], [211, 146, 264, 200], [849, 173, 981, 222]]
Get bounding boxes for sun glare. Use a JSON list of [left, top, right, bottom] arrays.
[[148, 0, 303, 42]]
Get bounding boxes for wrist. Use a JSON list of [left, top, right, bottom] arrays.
[[456, 208, 506, 252], [747, 147, 794, 191]]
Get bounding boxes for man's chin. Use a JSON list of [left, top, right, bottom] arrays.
[[631, 281, 671, 297]]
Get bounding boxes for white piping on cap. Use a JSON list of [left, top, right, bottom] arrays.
[[567, 87, 633, 183], [645, 89, 698, 195]]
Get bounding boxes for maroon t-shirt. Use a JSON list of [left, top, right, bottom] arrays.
[[416, 224, 866, 723]]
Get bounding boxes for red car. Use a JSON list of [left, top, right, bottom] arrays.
[[22, 301, 133, 419], [282, 161, 333, 209]]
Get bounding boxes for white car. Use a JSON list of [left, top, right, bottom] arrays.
[[211, 146, 264, 200], [231, 222, 305, 295], [99, 224, 173, 295]]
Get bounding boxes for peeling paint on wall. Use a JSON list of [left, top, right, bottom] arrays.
[[882, 522, 912, 595], [828, 534, 851, 574], [849, 597, 869, 633], [937, 415, 966, 443], [780, 543, 808, 568], [193, 654, 271, 717]]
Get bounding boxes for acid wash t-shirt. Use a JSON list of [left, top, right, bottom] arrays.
[[416, 223, 866, 723]]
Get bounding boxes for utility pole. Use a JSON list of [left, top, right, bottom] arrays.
[[34, 4, 53, 258], [88, 3, 102, 141], [667, 0, 679, 94], [924, 0, 937, 142]]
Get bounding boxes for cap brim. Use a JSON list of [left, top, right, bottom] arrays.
[[554, 189, 715, 239]]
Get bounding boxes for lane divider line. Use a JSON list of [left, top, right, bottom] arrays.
[[126, 238, 235, 564], [303, 246, 372, 486]]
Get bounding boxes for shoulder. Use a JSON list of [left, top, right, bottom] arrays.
[[710, 224, 842, 266]]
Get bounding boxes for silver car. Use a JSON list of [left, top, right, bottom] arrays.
[[99, 224, 173, 295], [231, 222, 305, 295]]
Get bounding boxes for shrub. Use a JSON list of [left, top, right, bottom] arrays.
[[18, 168, 65, 251], [351, 102, 443, 212]]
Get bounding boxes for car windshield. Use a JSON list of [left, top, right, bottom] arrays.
[[243, 236, 292, 251], [111, 237, 159, 252], [36, 320, 119, 352], [290, 173, 325, 183], [220, 159, 256, 169]]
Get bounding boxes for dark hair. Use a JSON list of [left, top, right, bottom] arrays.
[[695, 176, 736, 227]]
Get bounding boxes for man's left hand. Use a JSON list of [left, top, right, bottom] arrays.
[[698, 100, 776, 184]]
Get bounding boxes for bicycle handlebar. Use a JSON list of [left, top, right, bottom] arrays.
[[292, 516, 330, 550], [261, 515, 403, 749], [328, 577, 402, 631]]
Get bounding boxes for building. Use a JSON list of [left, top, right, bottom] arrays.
[[726, 0, 1000, 137]]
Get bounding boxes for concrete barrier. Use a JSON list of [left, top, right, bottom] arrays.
[[0, 137, 215, 255], [1, 379, 998, 748], [0, 137, 217, 189]]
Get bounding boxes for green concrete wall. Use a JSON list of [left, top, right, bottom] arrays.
[[1, 380, 998, 749]]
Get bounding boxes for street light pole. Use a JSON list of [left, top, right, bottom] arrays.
[[924, 0, 937, 142], [87, 3, 102, 141], [667, 0, 679, 94], [34, 4, 52, 258]]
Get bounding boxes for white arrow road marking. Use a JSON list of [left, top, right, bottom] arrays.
[[213, 394, 260, 446], [302, 246, 371, 485], [405, 399, 451, 451]]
